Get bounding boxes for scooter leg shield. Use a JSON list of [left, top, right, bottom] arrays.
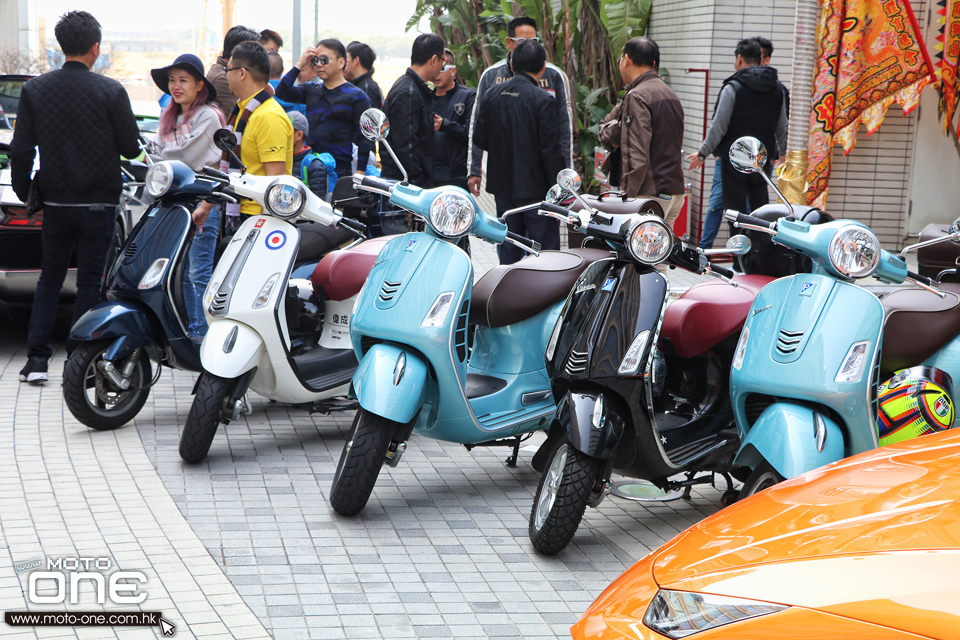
[[200, 321, 263, 379], [557, 391, 625, 460], [352, 344, 428, 425], [735, 403, 845, 480]]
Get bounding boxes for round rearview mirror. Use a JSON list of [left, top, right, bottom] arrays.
[[359, 108, 389, 142], [728, 137, 767, 175], [545, 184, 575, 206], [557, 169, 582, 193], [726, 234, 752, 255], [213, 128, 238, 153]]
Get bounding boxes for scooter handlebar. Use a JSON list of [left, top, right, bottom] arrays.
[[709, 263, 735, 279], [724, 209, 777, 232], [338, 216, 367, 236], [354, 173, 396, 197], [505, 231, 541, 255]]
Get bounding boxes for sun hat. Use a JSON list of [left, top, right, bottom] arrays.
[[288, 111, 309, 135], [151, 53, 218, 102]]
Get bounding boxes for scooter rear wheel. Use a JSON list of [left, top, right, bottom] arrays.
[[529, 437, 598, 555], [63, 340, 152, 430], [180, 372, 230, 464], [737, 461, 784, 500], [330, 410, 394, 516]]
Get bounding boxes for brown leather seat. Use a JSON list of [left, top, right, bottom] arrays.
[[881, 283, 960, 375], [311, 236, 391, 301], [470, 249, 611, 328]]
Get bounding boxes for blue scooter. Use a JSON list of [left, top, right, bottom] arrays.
[[724, 137, 960, 497], [328, 109, 610, 516]]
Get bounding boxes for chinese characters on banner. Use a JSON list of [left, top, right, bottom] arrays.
[[806, 0, 935, 207], [936, 0, 960, 134]]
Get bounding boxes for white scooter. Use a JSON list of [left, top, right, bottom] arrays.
[[178, 130, 381, 463]]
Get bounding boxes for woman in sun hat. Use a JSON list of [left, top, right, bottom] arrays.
[[150, 53, 225, 340]]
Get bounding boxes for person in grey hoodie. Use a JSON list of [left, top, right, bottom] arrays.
[[688, 39, 787, 224]]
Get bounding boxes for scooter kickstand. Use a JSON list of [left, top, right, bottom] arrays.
[[505, 437, 521, 467]]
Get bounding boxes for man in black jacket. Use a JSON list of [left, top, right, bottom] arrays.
[[10, 10, 140, 383], [474, 40, 564, 264], [433, 49, 476, 190], [345, 41, 384, 111], [380, 34, 445, 187]]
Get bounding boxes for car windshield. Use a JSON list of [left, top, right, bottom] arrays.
[[0, 76, 29, 128]]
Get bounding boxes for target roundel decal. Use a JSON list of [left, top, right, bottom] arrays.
[[265, 230, 287, 250]]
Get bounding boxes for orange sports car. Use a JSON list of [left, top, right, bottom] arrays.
[[571, 429, 960, 639]]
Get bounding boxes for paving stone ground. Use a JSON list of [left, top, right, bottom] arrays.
[[0, 238, 727, 640]]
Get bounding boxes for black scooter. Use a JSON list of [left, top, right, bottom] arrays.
[[63, 157, 356, 430]]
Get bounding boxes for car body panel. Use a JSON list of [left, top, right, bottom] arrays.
[[572, 430, 960, 639]]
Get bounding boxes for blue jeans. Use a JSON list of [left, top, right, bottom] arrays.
[[698, 160, 774, 249], [183, 206, 220, 338], [698, 161, 725, 249], [28, 206, 116, 360]]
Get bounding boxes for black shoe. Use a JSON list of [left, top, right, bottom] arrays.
[[19, 356, 48, 384]]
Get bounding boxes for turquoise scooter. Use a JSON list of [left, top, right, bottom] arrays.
[[725, 137, 960, 498], [329, 109, 610, 515]]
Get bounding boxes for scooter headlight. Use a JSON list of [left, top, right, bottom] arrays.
[[265, 179, 307, 219], [138, 258, 169, 290], [618, 330, 651, 376], [627, 216, 674, 265], [644, 589, 787, 638], [428, 190, 475, 238], [828, 225, 880, 279], [145, 162, 174, 197]]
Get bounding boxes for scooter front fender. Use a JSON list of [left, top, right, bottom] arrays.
[[353, 344, 428, 424], [735, 402, 845, 479], [200, 320, 263, 379], [557, 390, 625, 460], [70, 300, 160, 346]]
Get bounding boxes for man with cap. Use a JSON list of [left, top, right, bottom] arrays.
[[289, 111, 333, 201]]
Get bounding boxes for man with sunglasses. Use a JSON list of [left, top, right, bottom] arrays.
[[433, 49, 475, 191], [466, 15, 573, 197], [277, 38, 372, 183]]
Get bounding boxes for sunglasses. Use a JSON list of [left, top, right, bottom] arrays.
[[225, 66, 246, 73], [441, 64, 456, 72], [313, 55, 332, 66], [507, 36, 540, 43]]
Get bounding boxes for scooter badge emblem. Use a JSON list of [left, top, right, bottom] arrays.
[[254, 218, 265, 228], [752, 304, 772, 317], [265, 230, 287, 250], [601, 278, 616, 292], [575, 282, 596, 294], [405, 239, 419, 251], [799, 282, 817, 296]]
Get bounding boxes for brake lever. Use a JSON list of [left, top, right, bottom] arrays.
[[704, 267, 739, 287], [907, 276, 947, 298]]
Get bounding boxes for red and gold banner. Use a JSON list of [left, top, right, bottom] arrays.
[[806, 0, 935, 207], [936, 0, 960, 134]]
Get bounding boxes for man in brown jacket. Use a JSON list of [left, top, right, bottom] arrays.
[[599, 37, 685, 226]]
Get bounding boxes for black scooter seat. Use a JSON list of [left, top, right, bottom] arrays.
[[470, 249, 611, 328], [881, 283, 960, 375], [291, 345, 358, 392]]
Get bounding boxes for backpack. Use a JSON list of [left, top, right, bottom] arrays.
[[300, 151, 337, 196]]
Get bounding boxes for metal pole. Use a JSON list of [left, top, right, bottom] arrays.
[[777, 0, 820, 204], [293, 0, 301, 62], [314, 0, 319, 48]]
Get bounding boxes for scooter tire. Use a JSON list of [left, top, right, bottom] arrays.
[[737, 461, 784, 500], [330, 410, 394, 516], [529, 438, 598, 556], [63, 340, 152, 430], [180, 373, 230, 464]]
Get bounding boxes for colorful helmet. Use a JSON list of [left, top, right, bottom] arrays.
[[878, 366, 955, 446]]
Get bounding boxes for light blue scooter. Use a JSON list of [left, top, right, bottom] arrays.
[[329, 109, 609, 515], [724, 137, 960, 498]]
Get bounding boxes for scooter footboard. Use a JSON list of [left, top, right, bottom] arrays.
[[353, 344, 428, 424], [558, 390, 626, 460], [735, 402, 845, 479], [201, 320, 263, 379]]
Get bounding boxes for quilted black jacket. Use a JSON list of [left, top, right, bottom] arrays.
[[380, 68, 435, 187], [10, 61, 141, 205]]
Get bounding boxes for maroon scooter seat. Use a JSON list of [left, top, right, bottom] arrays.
[[660, 274, 773, 358], [312, 236, 392, 301]]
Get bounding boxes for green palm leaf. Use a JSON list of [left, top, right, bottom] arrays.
[[600, 0, 651, 55]]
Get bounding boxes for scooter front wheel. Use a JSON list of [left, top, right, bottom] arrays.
[[330, 410, 394, 516], [529, 437, 598, 555], [63, 340, 152, 430], [180, 372, 231, 464], [737, 461, 784, 500]]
